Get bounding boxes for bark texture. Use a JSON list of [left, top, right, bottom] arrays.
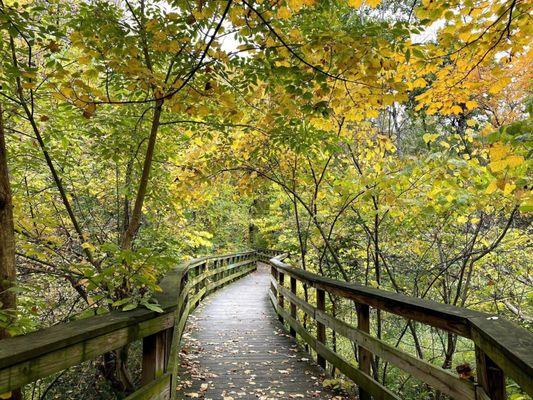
[[0, 105, 16, 340], [0, 106, 22, 400]]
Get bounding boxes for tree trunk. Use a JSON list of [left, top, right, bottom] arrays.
[[120, 99, 163, 251], [0, 104, 16, 340], [0, 106, 22, 400]]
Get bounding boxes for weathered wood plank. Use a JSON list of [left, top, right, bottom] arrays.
[[475, 386, 491, 400], [205, 264, 255, 292], [290, 276, 297, 338], [276, 281, 476, 400], [154, 266, 187, 305], [316, 288, 326, 369], [475, 346, 505, 400], [272, 299, 400, 400], [470, 316, 533, 397], [190, 287, 207, 307], [0, 251, 258, 398], [142, 328, 171, 385], [357, 303, 372, 400], [0, 313, 174, 393], [177, 265, 338, 399], [0, 306, 176, 371], [203, 259, 254, 279], [278, 272, 285, 324], [270, 259, 482, 337], [273, 279, 315, 317], [269, 257, 533, 398], [162, 272, 185, 400], [125, 373, 171, 400]]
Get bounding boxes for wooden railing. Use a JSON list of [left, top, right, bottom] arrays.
[[2, 250, 530, 400], [263, 253, 533, 400], [0, 250, 279, 399]]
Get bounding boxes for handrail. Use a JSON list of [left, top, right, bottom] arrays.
[[264, 253, 533, 400], [5, 248, 524, 400], [0, 249, 277, 399]]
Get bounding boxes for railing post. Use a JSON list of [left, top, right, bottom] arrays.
[[222, 258, 227, 283], [316, 288, 326, 369], [193, 265, 200, 307], [196, 263, 203, 307], [211, 258, 218, 288], [142, 328, 171, 385], [356, 303, 372, 400], [290, 276, 297, 337], [182, 268, 189, 312], [200, 262, 206, 300], [278, 272, 285, 323], [223, 257, 227, 279], [475, 346, 505, 400], [271, 265, 278, 304], [225, 256, 231, 282]]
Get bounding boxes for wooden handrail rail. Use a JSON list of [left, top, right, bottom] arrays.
[[265, 254, 533, 400], [6, 248, 525, 400], [0, 249, 269, 398]]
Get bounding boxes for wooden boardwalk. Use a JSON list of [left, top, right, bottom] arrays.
[[176, 263, 342, 399]]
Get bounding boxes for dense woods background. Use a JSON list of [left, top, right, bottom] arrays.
[[0, 0, 531, 398]]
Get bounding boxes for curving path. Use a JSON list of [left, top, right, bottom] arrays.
[[176, 263, 341, 399]]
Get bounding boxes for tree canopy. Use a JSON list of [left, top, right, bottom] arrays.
[[0, 0, 531, 398]]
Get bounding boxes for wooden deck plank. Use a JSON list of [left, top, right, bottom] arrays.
[[176, 264, 345, 399]]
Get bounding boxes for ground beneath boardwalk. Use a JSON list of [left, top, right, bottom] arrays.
[[176, 263, 347, 399]]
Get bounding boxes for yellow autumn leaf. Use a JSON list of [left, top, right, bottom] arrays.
[[480, 124, 493, 137], [52, 92, 65, 101], [465, 100, 477, 110], [485, 180, 498, 194], [413, 77, 427, 88], [457, 215, 468, 224], [21, 71, 36, 79], [488, 77, 511, 95], [471, 7, 483, 17], [450, 105, 463, 115], [458, 31, 471, 41], [277, 7, 291, 19], [423, 133, 438, 143], [489, 143, 508, 161], [81, 242, 96, 251], [489, 159, 507, 172], [366, 0, 381, 7], [503, 182, 516, 195], [506, 155, 524, 168], [348, 0, 363, 7]]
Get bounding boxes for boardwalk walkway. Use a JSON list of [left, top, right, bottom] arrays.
[[176, 263, 341, 399]]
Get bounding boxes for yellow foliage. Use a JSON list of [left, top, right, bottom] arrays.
[[348, 0, 363, 7], [423, 133, 438, 144], [277, 7, 291, 19], [366, 0, 381, 7]]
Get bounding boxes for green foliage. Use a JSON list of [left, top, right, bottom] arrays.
[[0, 0, 531, 397]]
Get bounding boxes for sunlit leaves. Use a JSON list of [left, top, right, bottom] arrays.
[[2, 0, 531, 344]]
